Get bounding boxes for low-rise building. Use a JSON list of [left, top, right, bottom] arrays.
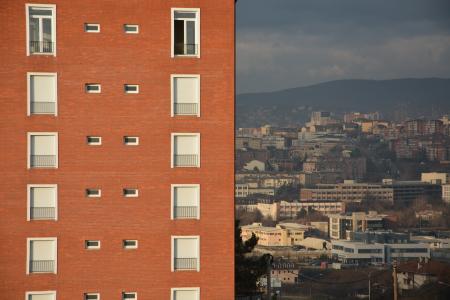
[[421, 172, 450, 184], [329, 211, 387, 240], [442, 184, 450, 203], [241, 222, 309, 247], [270, 260, 299, 284], [235, 183, 275, 197], [243, 160, 266, 172], [397, 260, 450, 292]]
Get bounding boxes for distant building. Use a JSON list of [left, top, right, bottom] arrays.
[[397, 260, 450, 291], [270, 260, 299, 284], [243, 160, 266, 172], [421, 172, 450, 184], [236, 136, 262, 149], [235, 183, 275, 198], [443, 184, 450, 203], [329, 212, 387, 240], [261, 136, 286, 149], [240, 223, 310, 247]]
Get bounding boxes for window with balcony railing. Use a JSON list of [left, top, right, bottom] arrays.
[[29, 185, 57, 221], [172, 9, 199, 57], [172, 134, 200, 167], [27, 5, 56, 55], [172, 185, 199, 219], [28, 73, 57, 115], [172, 75, 200, 116], [28, 133, 58, 168], [28, 239, 57, 274], [172, 237, 199, 271]]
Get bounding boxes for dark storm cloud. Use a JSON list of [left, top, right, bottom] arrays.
[[236, 0, 450, 93]]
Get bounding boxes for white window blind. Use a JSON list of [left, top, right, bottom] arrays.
[[30, 75, 56, 103], [30, 240, 55, 260], [174, 186, 198, 207], [30, 187, 56, 207], [173, 290, 199, 300], [174, 136, 198, 155], [31, 135, 56, 155], [174, 238, 198, 258], [174, 77, 198, 103], [28, 294, 56, 300]]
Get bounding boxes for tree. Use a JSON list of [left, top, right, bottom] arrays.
[[235, 220, 270, 295]]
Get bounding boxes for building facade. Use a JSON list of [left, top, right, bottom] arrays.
[[0, 1, 235, 299]]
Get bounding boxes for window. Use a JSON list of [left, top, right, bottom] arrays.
[[171, 75, 200, 116], [171, 134, 200, 168], [28, 133, 58, 168], [172, 9, 200, 57], [122, 292, 137, 300], [87, 136, 102, 145], [124, 84, 139, 94], [124, 24, 139, 34], [172, 185, 199, 219], [28, 184, 57, 221], [123, 240, 138, 249], [27, 238, 57, 274], [84, 293, 100, 300], [26, 4, 56, 55], [85, 240, 100, 250], [26, 291, 57, 300], [171, 288, 200, 300], [124, 136, 139, 145], [27, 73, 57, 115], [123, 188, 139, 197], [85, 84, 101, 93], [84, 23, 100, 32], [172, 236, 199, 271], [86, 188, 101, 198]]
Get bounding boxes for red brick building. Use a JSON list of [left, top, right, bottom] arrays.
[[0, 1, 235, 299]]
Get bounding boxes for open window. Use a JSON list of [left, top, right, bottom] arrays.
[[172, 9, 200, 57], [26, 4, 56, 55]]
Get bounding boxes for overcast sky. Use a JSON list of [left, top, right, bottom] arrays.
[[236, 0, 450, 93]]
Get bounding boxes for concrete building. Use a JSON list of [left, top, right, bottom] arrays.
[[241, 223, 310, 247], [443, 184, 450, 203], [421, 172, 450, 184], [331, 232, 430, 265], [0, 1, 235, 299], [236, 136, 262, 150], [329, 212, 387, 240], [235, 183, 275, 198], [243, 160, 266, 172]]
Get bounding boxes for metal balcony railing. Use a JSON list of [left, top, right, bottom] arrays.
[[30, 207, 56, 220], [30, 102, 56, 114], [174, 206, 198, 219], [174, 103, 198, 115], [174, 257, 198, 270], [30, 155, 57, 167], [174, 43, 198, 56], [29, 260, 55, 273], [30, 40, 54, 54], [174, 154, 198, 167]]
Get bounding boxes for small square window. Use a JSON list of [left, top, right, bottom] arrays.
[[85, 23, 100, 33], [124, 84, 139, 94], [85, 240, 100, 249], [87, 136, 102, 145], [122, 292, 137, 300], [84, 293, 100, 300], [124, 24, 139, 34], [85, 84, 101, 93], [123, 240, 138, 249], [123, 188, 139, 197], [86, 188, 101, 198], [124, 136, 139, 145]]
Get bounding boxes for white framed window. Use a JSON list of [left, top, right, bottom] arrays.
[[26, 4, 56, 56], [87, 136, 102, 145], [84, 23, 100, 33], [26, 291, 57, 300], [27, 184, 57, 221], [27, 73, 57, 116], [171, 8, 200, 57], [122, 292, 137, 300], [84, 293, 100, 300], [28, 132, 58, 168], [124, 136, 139, 145], [171, 184, 200, 220], [123, 188, 139, 197], [124, 84, 139, 94], [171, 75, 200, 116], [171, 133, 200, 168], [86, 188, 101, 198], [123, 240, 138, 249], [85, 240, 100, 250], [124, 24, 139, 34], [171, 288, 200, 300], [171, 236, 200, 272], [85, 84, 101, 93], [26, 237, 57, 274]]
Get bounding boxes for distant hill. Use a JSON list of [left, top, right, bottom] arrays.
[[236, 78, 450, 127]]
